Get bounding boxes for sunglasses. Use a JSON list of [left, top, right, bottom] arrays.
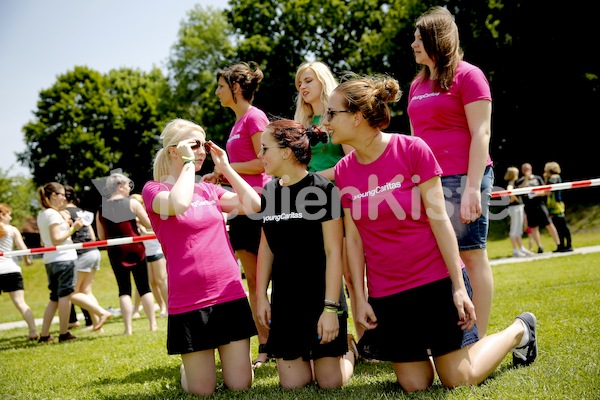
[[326, 109, 353, 120], [171, 140, 210, 151]]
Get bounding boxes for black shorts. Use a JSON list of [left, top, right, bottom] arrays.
[[358, 269, 479, 362], [228, 214, 262, 254], [0, 272, 25, 294], [167, 297, 257, 355], [525, 204, 551, 228]]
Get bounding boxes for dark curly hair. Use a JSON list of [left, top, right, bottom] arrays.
[[267, 119, 328, 166]]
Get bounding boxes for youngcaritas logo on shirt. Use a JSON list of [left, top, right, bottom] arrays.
[[352, 181, 402, 200], [262, 212, 303, 223]]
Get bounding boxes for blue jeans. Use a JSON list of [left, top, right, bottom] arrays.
[[441, 166, 494, 251]]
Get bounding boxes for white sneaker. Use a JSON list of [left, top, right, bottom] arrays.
[[512, 249, 526, 257], [520, 247, 535, 256]]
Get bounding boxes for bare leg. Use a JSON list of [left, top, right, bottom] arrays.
[[9, 290, 37, 337], [434, 319, 525, 387], [40, 301, 58, 337], [460, 248, 493, 338], [140, 292, 157, 331], [237, 250, 269, 364], [181, 349, 218, 396], [120, 294, 134, 335], [58, 295, 72, 335]]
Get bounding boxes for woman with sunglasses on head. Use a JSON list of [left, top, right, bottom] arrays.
[[142, 118, 261, 396], [255, 119, 356, 389], [95, 173, 157, 335], [37, 182, 112, 343], [204, 61, 271, 368], [325, 73, 537, 391]]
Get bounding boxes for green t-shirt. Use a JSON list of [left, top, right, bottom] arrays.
[[307, 115, 345, 176]]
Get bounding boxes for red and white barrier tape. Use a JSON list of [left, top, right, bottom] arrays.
[[489, 178, 600, 198], [0, 234, 157, 258]]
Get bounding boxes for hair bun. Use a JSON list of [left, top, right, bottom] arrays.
[[306, 125, 328, 146]]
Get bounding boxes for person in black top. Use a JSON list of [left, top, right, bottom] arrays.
[[515, 163, 560, 253], [255, 119, 356, 389]]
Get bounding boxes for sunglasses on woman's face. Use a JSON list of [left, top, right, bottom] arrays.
[[173, 140, 210, 152]]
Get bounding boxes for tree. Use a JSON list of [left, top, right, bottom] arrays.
[[167, 5, 236, 150], [18, 66, 169, 210], [0, 169, 36, 230]]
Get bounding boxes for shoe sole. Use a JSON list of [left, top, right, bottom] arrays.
[[513, 312, 537, 367]]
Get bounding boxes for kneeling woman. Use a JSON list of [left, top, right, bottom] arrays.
[[256, 119, 356, 389], [142, 119, 261, 397]]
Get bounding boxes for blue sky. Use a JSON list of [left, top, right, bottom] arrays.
[[0, 0, 228, 176]]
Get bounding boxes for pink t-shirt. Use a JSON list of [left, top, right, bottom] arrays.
[[226, 106, 270, 192], [407, 61, 493, 176], [334, 134, 453, 298], [142, 180, 247, 315]]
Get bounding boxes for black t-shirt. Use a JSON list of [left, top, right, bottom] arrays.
[[260, 172, 345, 353]]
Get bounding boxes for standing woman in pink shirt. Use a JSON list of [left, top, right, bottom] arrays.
[[407, 6, 495, 338], [205, 61, 271, 367]]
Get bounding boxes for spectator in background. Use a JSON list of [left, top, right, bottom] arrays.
[[37, 182, 111, 343], [0, 203, 38, 340], [543, 162, 573, 252], [515, 163, 561, 253], [95, 173, 157, 335], [503, 167, 534, 257], [64, 185, 104, 330]]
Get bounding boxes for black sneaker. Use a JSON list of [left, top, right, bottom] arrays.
[[512, 312, 538, 367], [562, 246, 574, 252], [59, 332, 77, 342], [38, 335, 55, 343], [553, 245, 565, 253], [537, 247, 544, 254]]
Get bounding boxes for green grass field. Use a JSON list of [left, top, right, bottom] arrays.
[[1, 229, 599, 399]]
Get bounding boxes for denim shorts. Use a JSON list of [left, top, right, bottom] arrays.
[[442, 166, 494, 251], [45, 260, 76, 301]]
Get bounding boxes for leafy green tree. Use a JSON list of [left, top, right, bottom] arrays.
[[0, 169, 36, 230], [167, 5, 236, 150], [18, 66, 168, 210]]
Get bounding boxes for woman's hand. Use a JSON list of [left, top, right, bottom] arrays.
[[317, 311, 339, 344], [453, 287, 477, 331]]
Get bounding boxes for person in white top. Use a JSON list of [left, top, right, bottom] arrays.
[[36, 182, 112, 343], [0, 203, 38, 340]]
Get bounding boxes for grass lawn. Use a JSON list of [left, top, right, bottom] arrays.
[[0, 231, 599, 399]]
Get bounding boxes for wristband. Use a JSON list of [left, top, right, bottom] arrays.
[[70, 227, 76, 235], [324, 299, 341, 308], [323, 307, 343, 315], [181, 156, 195, 164]]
